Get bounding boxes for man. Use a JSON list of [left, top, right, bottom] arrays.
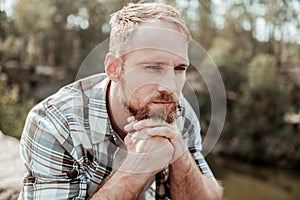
[[19, 2, 223, 200]]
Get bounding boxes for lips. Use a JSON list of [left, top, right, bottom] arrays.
[[150, 101, 176, 110], [151, 101, 176, 107], [152, 101, 175, 104]]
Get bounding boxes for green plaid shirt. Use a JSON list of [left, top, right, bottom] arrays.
[[18, 73, 216, 200]]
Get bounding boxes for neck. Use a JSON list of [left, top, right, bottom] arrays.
[[106, 81, 129, 140]]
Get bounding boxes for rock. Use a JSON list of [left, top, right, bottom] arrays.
[[0, 131, 23, 200]]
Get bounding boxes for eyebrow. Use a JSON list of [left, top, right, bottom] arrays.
[[137, 61, 189, 67]]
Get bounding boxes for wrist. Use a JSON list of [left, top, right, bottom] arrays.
[[170, 150, 190, 168], [118, 144, 173, 174], [170, 137, 188, 163]]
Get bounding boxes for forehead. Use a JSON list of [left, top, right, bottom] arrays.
[[125, 26, 189, 61], [124, 49, 189, 67]]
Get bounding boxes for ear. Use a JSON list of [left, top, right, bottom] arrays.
[[105, 53, 122, 82]]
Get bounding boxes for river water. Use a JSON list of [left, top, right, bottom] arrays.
[[207, 156, 300, 200]]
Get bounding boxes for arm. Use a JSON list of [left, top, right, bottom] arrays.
[[90, 121, 175, 199], [21, 107, 172, 199], [19, 108, 88, 199], [126, 114, 223, 199], [169, 98, 223, 199], [169, 151, 223, 200], [89, 171, 151, 200]]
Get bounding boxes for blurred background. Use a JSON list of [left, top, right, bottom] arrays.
[[0, 0, 299, 199]]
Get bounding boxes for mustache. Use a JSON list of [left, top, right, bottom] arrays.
[[126, 93, 180, 123], [149, 93, 179, 104]]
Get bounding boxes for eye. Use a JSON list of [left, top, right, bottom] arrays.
[[145, 65, 162, 71], [174, 65, 187, 72]]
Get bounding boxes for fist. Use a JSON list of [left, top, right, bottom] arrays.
[[127, 118, 187, 163], [118, 117, 187, 174]]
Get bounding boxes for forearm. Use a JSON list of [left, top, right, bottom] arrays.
[[89, 170, 152, 200], [169, 151, 223, 200], [90, 117, 175, 200]]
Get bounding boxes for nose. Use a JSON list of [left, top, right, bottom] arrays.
[[156, 70, 177, 94]]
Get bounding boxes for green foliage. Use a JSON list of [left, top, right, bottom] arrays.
[[224, 53, 300, 165], [0, 35, 23, 61], [247, 54, 277, 91], [237, 54, 284, 135], [13, 0, 55, 34], [209, 37, 234, 67], [209, 37, 249, 94], [0, 83, 35, 139]]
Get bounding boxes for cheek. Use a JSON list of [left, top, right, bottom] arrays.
[[115, 82, 126, 103], [175, 76, 186, 94], [123, 78, 154, 100], [129, 88, 153, 103]]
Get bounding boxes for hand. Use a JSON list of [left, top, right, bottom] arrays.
[[118, 118, 174, 175], [124, 117, 187, 164]]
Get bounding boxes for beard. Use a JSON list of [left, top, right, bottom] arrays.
[[115, 78, 180, 124], [126, 92, 179, 124]]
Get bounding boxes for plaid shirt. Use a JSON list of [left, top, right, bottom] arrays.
[[18, 73, 216, 200]]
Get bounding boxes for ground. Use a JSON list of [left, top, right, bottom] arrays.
[[0, 131, 23, 199]]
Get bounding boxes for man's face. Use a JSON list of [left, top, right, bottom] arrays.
[[111, 25, 189, 123], [117, 48, 188, 123]]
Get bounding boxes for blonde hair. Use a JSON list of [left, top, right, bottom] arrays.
[[109, 2, 190, 57]]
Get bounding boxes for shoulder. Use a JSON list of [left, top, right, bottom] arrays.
[[23, 74, 109, 157], [26, 73, 108, 135], [43, 73, 107, 110]]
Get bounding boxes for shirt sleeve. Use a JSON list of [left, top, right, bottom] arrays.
[[181, 97, 217, 182], [18, 105, 87, 200]]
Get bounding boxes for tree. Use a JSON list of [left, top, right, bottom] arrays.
[[13, 0, 54, 67]]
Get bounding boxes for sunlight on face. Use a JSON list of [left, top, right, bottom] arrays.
[[117, 50, 187, 123], [114, 25, 189, 123]]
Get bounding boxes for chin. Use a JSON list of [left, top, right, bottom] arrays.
[[129, 105, 178, 124]]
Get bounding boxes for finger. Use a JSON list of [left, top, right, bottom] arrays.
[[131, 130, 150, 139], [133, 118, 167, 131], [127, 116, 135, 123], [124, 133, 132, 145], [124, 121, 136, 132], [145, 126, 177, 139]]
